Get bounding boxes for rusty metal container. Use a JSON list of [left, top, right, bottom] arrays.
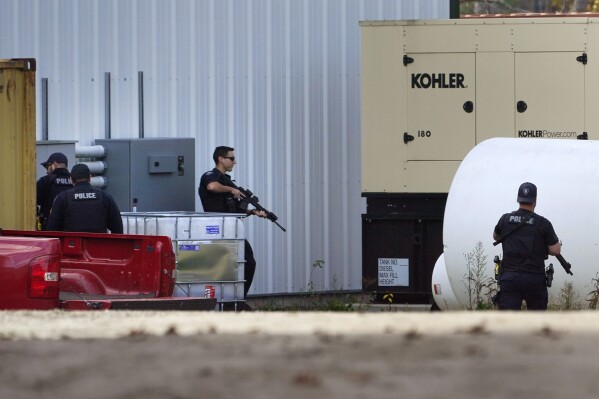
[[0, 59, 36, 230]]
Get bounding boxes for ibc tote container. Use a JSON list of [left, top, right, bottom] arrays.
[[122, 212, 246, 309], [0, 59, 36, 230]]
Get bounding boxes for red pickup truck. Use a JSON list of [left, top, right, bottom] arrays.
[[0, 230, 214, 310]]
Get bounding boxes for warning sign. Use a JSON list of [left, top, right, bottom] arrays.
[[378, 258, 409, 287]]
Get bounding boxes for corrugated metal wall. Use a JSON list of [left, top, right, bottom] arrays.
[[0, 0, 448, 295]]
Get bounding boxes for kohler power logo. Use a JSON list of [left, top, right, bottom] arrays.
[[411, 73, 465, 89]]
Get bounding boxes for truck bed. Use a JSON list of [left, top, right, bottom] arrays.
[[0, 230, 215, 311]]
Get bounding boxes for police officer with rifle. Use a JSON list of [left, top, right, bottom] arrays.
[[492, 182, 570, 310], [199, 146, 285, 303]]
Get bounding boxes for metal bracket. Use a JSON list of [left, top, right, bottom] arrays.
[[403, 55, 414, 66], [517, 100, 527, 113], [577, 53, 587, 65], [463, 101, 474, 113]]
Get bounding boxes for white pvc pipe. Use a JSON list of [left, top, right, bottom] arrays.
[[90, 176, 107, 188], [76, 145, 106, 158], [78, 161, 107, 174], [435, 138, 599, 310]]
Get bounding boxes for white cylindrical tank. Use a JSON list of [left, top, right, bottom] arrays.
[[435, 137, 599, 310], [431, 254, 461, 311]]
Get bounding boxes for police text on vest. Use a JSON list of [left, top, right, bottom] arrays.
[[74, 192, 97, 200]]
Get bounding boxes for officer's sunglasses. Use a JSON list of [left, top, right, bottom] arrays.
[[222, 156, 235, 161]]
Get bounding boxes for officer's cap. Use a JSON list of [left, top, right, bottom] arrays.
[[71, 163, 91, 180], [41, 152, 68, 168], [517, 182, 537, 204]]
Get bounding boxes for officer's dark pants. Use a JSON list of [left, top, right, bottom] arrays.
[[244, 240, 256, 297], [498, 271, 548, 310]]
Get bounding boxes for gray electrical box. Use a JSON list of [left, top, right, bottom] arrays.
[[95, 138, 195, 212]]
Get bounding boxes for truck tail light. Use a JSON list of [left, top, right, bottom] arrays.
[[28, 255, 61, 299]]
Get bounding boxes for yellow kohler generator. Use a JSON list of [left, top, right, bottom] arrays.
[[360, 17, 598, 304]]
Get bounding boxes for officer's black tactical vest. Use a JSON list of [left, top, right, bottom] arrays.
[[199, 169, 242, 213], [63, 186, 108, 232], [41, 171, 72, 216], [501, 211, 548, 272]]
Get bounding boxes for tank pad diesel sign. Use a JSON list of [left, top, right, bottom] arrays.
[[411, 73, 465, 89], [378, 258, 409, 286]]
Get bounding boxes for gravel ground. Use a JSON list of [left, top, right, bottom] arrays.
[[1, 311, 599, 399]]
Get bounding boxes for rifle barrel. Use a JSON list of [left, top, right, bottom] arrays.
[[555, 253, 573, 276], [274, 221, 286, 232], [234, 183, 286, 232]]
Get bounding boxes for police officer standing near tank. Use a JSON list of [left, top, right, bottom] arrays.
[[493, 182, 561, 310], [198, 146, 267, 302], [46, 163, 123, 233], [36, 152, 72, 230]]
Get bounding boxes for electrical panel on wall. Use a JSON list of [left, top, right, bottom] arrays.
[[95, 138, 195, 212]]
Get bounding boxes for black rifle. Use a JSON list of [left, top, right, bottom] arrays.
[[220, 174, 286, 232], [554, 253, 573, 275]]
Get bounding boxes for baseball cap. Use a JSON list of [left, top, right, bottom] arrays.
[[40, 152, 68, 168], [517, 182, 537, 203], [70, 163, 91, 180]]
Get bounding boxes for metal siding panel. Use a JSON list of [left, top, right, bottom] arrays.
[[1, 2, 13, 54], [187, 0, 197, 151], [140, 0, 158, 137], [193, 0, 210, 191], [75, 2, 93, 145], [56, 3, 72, 139], [214, 1, 227, 145], [168, 0, 177, 138], [99, 1, 116, 137], [329, 0, 345, 291], [153, 0, 169, 138], [289, 0, 309, 293], [11, 1, 19, 51], [270, 2, 284, 293], [346, 0, 363, 289], [0, 0, 448, 295], [303, 0, 322, 292]]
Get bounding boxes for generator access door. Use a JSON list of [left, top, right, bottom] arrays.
[[515, 52, 585, 139], [405, 53, 476, 161]]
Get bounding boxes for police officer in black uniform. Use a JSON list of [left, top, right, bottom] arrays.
[[36, 152, 72, 230], [493, 182, 561, 310], [46, 163, 123, 233], [198, 146, 267, 300]]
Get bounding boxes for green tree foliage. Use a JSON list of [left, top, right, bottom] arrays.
[[460, 0, 599, 15]]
